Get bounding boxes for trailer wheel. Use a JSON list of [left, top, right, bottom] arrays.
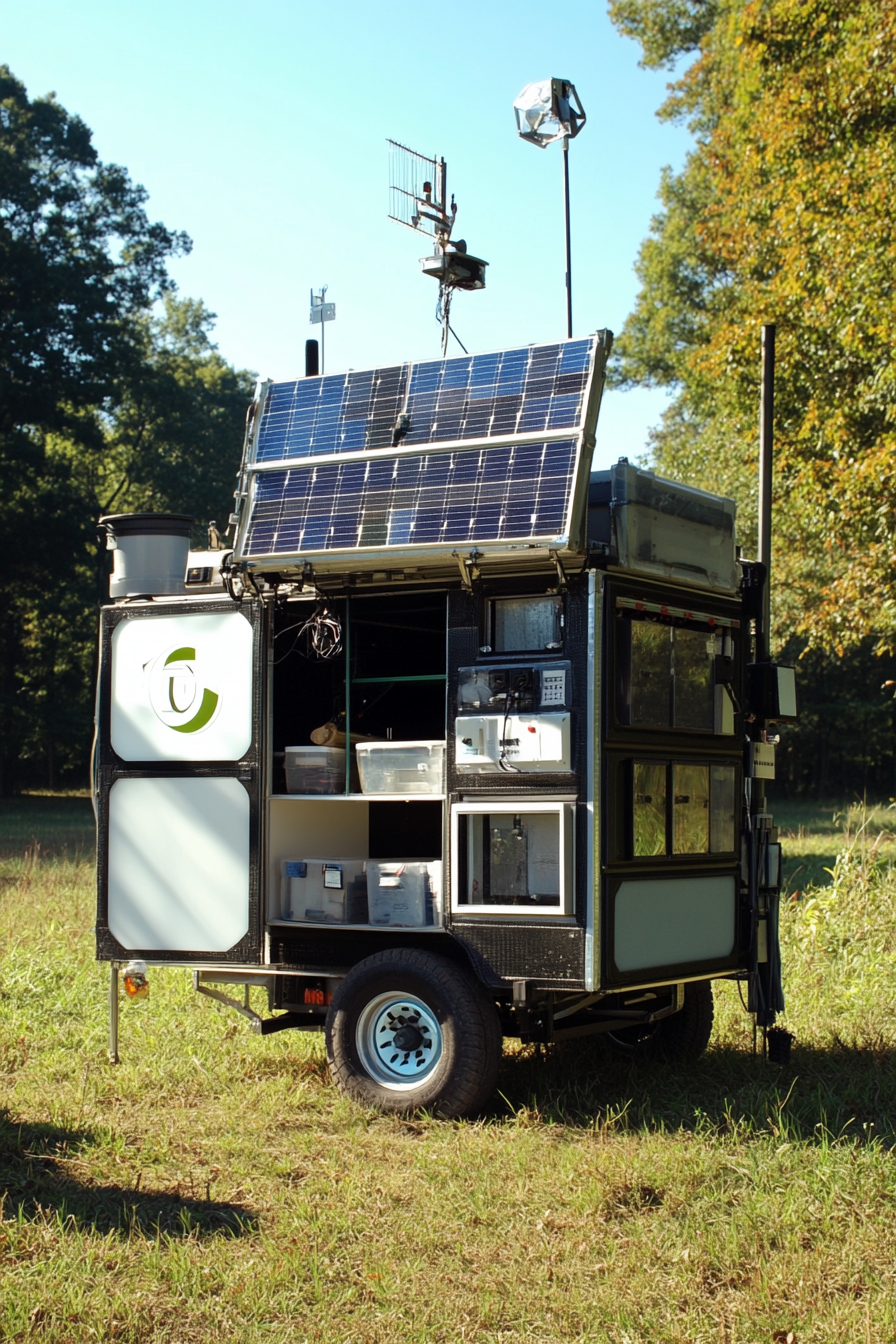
[[325, 949, 502, 1118], [607, 980, 714, 1062]]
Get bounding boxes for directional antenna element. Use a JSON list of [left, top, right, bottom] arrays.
[[387, 139, 488, 357]]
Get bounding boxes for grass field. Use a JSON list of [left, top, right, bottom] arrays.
[[1, 796, 895, 1342]]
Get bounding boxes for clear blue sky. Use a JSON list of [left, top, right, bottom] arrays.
[[4, 0, 690, 469]]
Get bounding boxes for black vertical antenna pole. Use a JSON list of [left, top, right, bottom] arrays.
[[562, 138, 573, 339], [305, 339, 319, 377], [320, 311, 326, 377], [437, 156, 449, 358], [757, 323, 775, 664], [437, 155, 447, 220]]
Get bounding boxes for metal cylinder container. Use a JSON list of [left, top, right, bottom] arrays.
[[99, 513, 194, 599]]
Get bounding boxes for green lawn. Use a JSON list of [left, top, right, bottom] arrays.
[[1, 795, 895, 1342]]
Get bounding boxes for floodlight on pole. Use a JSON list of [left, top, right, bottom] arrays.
[[513, 78, 586, 339]]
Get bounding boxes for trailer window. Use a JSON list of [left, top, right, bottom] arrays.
[[490, 596, 563, 652], [672, 763, 709, 854], [460, 812, 559, 906], [674, 630, 714, 731], [630, 623, 670, 725], [619, 618, 722, 733], [630, 761, 737, 857], [710, 765, 737, 852], [633, 761, 666, 856], [452, 802, 574, 915]]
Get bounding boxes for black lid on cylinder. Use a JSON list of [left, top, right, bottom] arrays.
[[98, 512, 194, 538]]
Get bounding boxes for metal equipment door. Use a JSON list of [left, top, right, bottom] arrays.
[[95, 599, 265, 963]]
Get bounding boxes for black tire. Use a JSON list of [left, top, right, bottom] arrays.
[[325, 949, 502, 1118], [606, 980, 714, 1062]]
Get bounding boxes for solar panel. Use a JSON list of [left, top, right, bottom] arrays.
[[235, 333, 609, 568], [242, 440, 578, 558], [253, 339, 594, 463], [256, 365, 408, 462]]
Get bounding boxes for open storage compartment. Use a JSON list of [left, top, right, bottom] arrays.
[[267, 590, 448, 935]]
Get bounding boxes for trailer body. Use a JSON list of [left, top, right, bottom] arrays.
[[95, 333, 789, 1113]]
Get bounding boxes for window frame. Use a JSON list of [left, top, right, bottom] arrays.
[[612, 595, 741, 738], [450, 800, 575, 917], [628, 758, 740, 861]]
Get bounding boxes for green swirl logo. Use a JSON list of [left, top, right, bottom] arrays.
[[148, 645, 221, 734]]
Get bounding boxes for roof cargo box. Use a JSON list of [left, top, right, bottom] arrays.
[[588, 461, 738, 594]]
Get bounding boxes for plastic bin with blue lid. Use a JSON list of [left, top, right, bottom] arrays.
[[354, 740, 446, 795]]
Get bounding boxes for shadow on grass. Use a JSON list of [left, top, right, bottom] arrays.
[[491, 1039, 896, 1145], [0, 1112, 258, 1237]]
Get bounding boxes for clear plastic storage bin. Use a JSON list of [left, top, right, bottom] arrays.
[[367, 861, 442, 927], [284, 745, 358, 795], [280, 858, 369, 923], [355, 740, 446, 795]]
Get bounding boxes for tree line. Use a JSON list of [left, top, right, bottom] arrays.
[[609, 0, 896, 797], [0, 66, 254, 792]]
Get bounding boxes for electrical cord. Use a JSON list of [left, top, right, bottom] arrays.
[[273, 602, 343, 663], [498, 674, 530, 772]]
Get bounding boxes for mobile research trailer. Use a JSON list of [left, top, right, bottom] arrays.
[[94, 331, 796, 1116]]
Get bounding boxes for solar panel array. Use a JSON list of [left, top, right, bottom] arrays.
[[245, 440, 578, 557], [238, 336, 602, 564]]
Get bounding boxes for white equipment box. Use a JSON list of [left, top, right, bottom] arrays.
[[455, 712, 572, 774]]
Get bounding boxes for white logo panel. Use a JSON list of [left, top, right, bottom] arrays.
[[111, 612, 253, 761]]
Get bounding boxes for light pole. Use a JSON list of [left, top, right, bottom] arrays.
[[513, 78, 586, 339]]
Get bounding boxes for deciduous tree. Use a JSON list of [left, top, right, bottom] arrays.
[[0, 69, 252, 790], [610, 0, 896, 654]]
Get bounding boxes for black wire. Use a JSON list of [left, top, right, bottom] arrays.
[[448, 323, 468, 354], [498, 686, 521, 773], [273, 602, 342, 663]]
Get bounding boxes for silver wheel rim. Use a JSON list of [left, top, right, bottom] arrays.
[[355, 992, 443, 1091]]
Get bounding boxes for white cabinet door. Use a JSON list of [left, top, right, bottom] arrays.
[[108, 776, 250, 953], [110, 612, 253, 762]]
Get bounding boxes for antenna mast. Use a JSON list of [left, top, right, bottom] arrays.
[[387, 140, 487, 356]]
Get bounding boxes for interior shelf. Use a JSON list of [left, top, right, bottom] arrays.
[[267, 918, 444, 933], [269, 793, 446, 801], [351, 674, 447, 684]]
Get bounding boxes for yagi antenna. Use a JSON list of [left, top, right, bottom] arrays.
[[387, 139, 488, 357]]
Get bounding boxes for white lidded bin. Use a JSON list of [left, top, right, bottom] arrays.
[[99, 513, 194, 599], [284, 745, 358, 795], [355, 740, 446, 795], [367, 861, 442, 927]]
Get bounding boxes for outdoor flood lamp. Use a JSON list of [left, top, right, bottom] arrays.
[[513, 78, 586, 338]]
